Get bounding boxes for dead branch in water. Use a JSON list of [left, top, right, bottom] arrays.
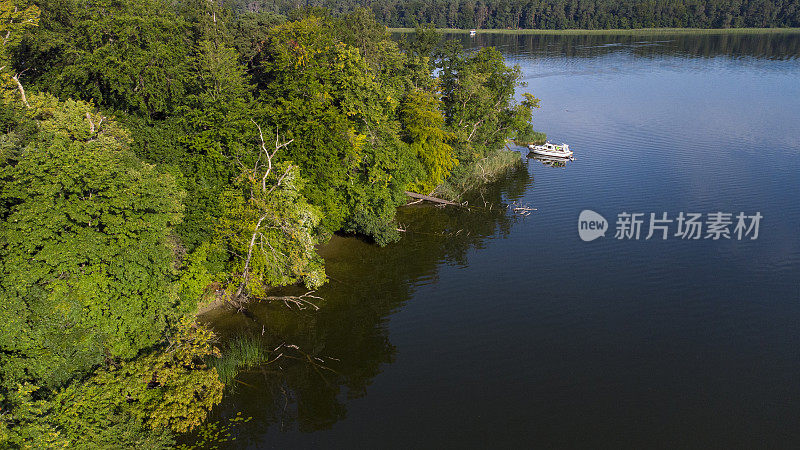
[[263, 291, 322, 310], [404, 191, 460, 206], [508, 201, 537, 217]]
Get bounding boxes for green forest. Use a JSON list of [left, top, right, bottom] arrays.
[[235, 0, 800, 29], [0, 0, 539, 446]]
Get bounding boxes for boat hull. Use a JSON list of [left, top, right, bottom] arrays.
[[528, 148, 573, 158]]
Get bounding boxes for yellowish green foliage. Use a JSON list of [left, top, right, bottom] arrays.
[[53, 319, 224, 437], [401, 89, 457, 193], [0, 0, 39, 61], [176, 242, 222, 311], [0, 0, 39, 68], [0, 384, 70, 449], [1, 321, 223, 448]]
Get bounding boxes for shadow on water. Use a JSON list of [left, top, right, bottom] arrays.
[[197, 162, 531, 445], [393, 31, 800, 60]]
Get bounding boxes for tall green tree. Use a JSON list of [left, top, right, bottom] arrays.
[[19, 0, 193, 118], [217, 124, 327, 303], [168, 37, 257, 249], [438, 45, 536, 162], [0, 95, 185, 391], [401, 89, 457, 194], [252, 16, 414, 244], [0, 0, 39, 106]]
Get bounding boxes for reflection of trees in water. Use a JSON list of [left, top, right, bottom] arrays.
[[198, 164, 531, 444], [441, 32, 800, 60]]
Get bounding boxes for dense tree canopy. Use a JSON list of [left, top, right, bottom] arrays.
[[251, 16, 417, 243], [1, 319, 223, 448], [1, 0, 791, 445], [1, 0, 539, 446], [1, 0, 39, 105], [17, 0, 195, 118], [0, 95, 186, 391]]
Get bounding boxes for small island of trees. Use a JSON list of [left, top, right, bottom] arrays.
[[0, 1, 540, 446]]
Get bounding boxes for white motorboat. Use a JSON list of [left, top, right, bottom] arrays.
[[469, 29, 477, 36], [528, 141, 573, 159]]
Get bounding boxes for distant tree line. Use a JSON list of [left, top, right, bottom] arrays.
[[231, 0, 800, 29]]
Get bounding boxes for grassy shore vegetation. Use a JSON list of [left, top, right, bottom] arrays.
[[436, 149, 525, 201], [211, 335, 271, 385], [515, 130, 547, 146], [0, 1, 537, 446]]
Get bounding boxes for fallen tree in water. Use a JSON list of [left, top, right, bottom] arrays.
[[405, 191, 461, 206]]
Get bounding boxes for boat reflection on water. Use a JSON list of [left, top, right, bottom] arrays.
[[527, 153, 573, 168]]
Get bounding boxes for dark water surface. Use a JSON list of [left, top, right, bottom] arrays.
[[201, 32, 800, 448]]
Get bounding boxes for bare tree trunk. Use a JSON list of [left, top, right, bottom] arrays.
[[233, 214, 267, 303], [11, 74, 30, 108], [405, 191, 460, 206], [233, 122, 294, 305], [86, 112, 95, 133]]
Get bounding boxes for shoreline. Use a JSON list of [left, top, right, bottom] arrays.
[[389, 27, 800, 35], [196, 148, 526, 318]]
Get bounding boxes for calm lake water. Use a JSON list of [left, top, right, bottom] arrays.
[[200, 32, 800, 448]]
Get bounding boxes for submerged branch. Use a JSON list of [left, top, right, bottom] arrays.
[[404, 191, 460, 206], [263, 291, 322, 311]]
